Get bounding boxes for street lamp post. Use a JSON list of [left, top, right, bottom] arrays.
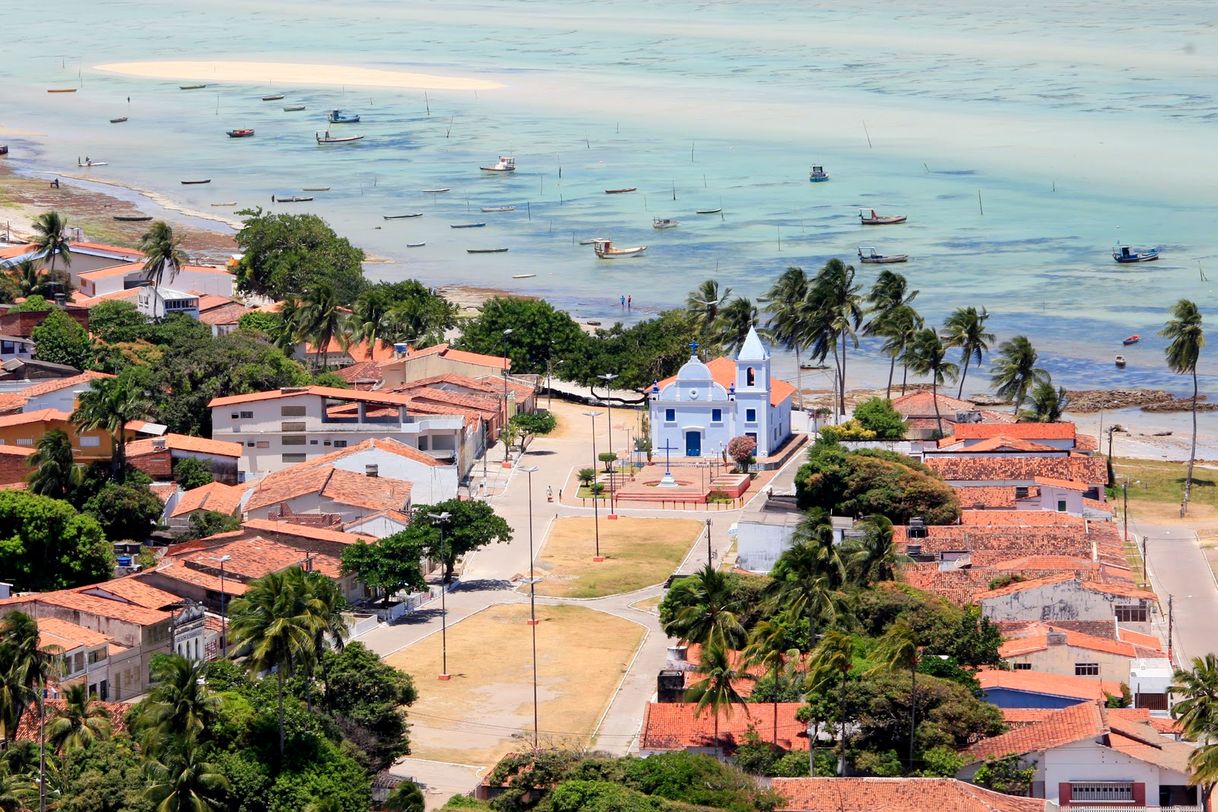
[[501, 329, 514, 466], [429, 511, 453, 680], [705, 517, 713, 567], [584, 410, 604, 561], [599, 373, 618, 519], [208, 554, 232, 658], [519, 465, 541, 752]]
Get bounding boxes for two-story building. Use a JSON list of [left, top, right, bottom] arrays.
[[0, 408, 165, 463]]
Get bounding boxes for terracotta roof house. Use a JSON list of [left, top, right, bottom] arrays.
[[977, 573, 1157, 627], [127, 432, 244, 484], [924, 455, 1109, 493], [243, 462, 412, 535], [998, 623, 1166, 693], [977, 667, 1123, 709], [0, 370, 114, 415], [889, 391, 1015, 440], [959, 702, 1199, 809], [771, 777, 1048, 812], [639, 701, 808, 755], [374, 342, 511, 389], [166, 481, 248, 532]]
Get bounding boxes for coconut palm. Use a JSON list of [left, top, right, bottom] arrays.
[[134, 655, 218, 744], [905, 328, 959, 437], [744, 618, 801, 746], [844, 515, 903, 587], [765, 267, 812, 409], [1024, 380, 1069, 423], [990, 335, 1047, 415], [71, 376, 150, 480], [809, 259, 862, 417], [31, 211, 72, 277], [138, 220, 188, 300], [143, 736, 229, 812], [942, 306, 994, 399], [807, 630, 855, 775], [686, 279, 733, 344], [878, 304, 923, 399], [1161, 299, 1205, 516], [298, 281, 349, 370], [0, 612, 56, 743], [864, 270, 917, 334], [227, 568, 318, 757], [713, 297, 760, 355], [9, 259, 50, 298], [26, 429, 81, 500], [767, 518, 845, 654], [350, 287, 393, 359], [684, 642, 752, 756], [45, 683, 112, 754], [1171, 654, 1218, 738], [384, 781, 426, 812], [300, 571, 349, 706], [869, 619, 921, 769], [661, 565, 747, 650]]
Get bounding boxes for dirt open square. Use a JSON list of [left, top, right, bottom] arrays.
[[385, 603, 644, 767], [532, 517, 703, 598]]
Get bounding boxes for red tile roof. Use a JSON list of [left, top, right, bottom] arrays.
[[244, 463, 335, 511], [966, 701, 1104, 762], [945, 436, 1062, 453], [127, 432, 243, 458], [80, 577, 185, 610], [140, 558, 248, 596], [998, 625, 1138, 658], [14, 698, 130, 743], [170, 481, 246, 518], [1033, 476, 1091, 491], [240, 519, 371, 544], [0, 371, 114, 414], [209, 385, 415, 408], [953, 422, 1077, 441], [771, 777, 1047, 812], [441, 347, 511, 370], [640, 702, 807, 753], [976, 668, 1120, 702], [319, 467, 412, 512], [335, 360, 384, 385], [306, 337, 399, 361], [0, 589, 169, 626], [952, 486, 1020, 509], [891, 391, 979, 417], [36, 616, 111, 650], [170, 535, 341, 581], [925, 455, 1109, 486]]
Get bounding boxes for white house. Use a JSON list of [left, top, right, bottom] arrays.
[[138, 287, 200, 320], [77, 262, 236, 299], [977, 573, 1157, 630], [649, 328, 794, 460], [0, 335, 34, 363]]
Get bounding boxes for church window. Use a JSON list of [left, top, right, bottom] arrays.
[[711, 409, 722, 422], [664, 408, 675, 423], [745, 408, 757, 423], [746, 367, 756, 386]]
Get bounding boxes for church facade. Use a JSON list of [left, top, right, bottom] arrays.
[[649, 327, 795, 460]]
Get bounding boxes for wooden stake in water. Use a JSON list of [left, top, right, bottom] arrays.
[[425, 92, 430, 116], [863, 120, 873, 149], [672, 180, 676, 202], [691, 142, 695, 163], [527, 201, 532, 222], [586, 134, 590, 149], [777, 225, 782, 250], [977, 190, 984, 216], [446, 115, 454, 138]]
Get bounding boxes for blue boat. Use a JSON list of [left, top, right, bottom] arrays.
[[809, 164, 829, 182], [327, 109, 361, 124], [1113, 244, 1159, 263]]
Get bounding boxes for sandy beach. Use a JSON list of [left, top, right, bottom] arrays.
[[94, 61, 502, 92]]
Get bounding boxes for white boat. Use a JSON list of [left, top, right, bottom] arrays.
[[481, 205, 516, 213], [480, 156, 516, 172], [593, 239, 647, 259], [653, 218, 679, 230], [406, 242, 426, 248], [512, 274, 536, 279], [579, 237, 611, 245], [857, 246, 908, 264], [1115, 355, 1127, 368], [860, 209, 907, 225], [384, 213, 423, 220], [315, 131, 363, 144], [809, 164, 829, 182], [423, 188, 450, 194], [1113, 244, 1160, 263]]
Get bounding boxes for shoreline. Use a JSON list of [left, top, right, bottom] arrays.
[[93, 60, 503, 92]]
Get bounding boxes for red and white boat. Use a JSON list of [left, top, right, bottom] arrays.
[[226, 128, 255, 138], [859, 208, 907, 225]]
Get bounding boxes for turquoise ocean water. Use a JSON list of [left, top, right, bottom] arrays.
[[2, 0, 1217, 395]]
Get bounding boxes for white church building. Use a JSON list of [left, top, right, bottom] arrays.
[[649, 327, 795, 460]]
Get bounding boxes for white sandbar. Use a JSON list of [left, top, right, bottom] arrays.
[[93, 60, 502, 91]]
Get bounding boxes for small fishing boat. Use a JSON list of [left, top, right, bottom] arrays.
[[423, 188, 451, 193], [384, 213, 423, 220], [809, 164, 830, 182], [211, 202, 237, 206], [578, 237, 610, 246], [857, 246, 908, 264], [109, 117, 128, 124], [180, 84, 207, 90], [262, 94, 285, 101], [406, 242, 426, 248], [512, 274, 536, 279], [481, 205, 516, 213], [1115, 355, 1127, 368], [799, 362, 829, 370], [327, 109, 360, 124], [1123, 334, 1141, 346], [181, 179, 211, 185], [47, 88, 77, 93], [593, 239, 647, 259], [859, 209, 907, 225], [653, 218, 679, 229], [315, 132, 363, 144], [226, 128, 255, 138], [302, 186, 330, 192], [480, 156, 516, 172], [0, 146, 8, 156], [451, 223, 486, 229], [696, 207, 722, 215], [586, 320, 602, 326], [113, 214, 152, 222], [283, 105, 306, 112], [605, 187, 637, 194], [467, 248, 509, 254], [79, 160, 108, 167], [274, 195, 313, 203], [1113, 244, 1160, 263]]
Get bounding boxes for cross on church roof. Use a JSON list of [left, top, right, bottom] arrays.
[[689, 340, 698, 356]]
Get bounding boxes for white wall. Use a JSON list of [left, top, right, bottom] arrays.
[[328, 446, 458, 504], [1042, 738, 1185, 805], [735, 520, 797, 573], [981, 581, 1150, 627]]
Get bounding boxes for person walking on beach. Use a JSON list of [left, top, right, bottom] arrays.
[[628, 294, 632, 310], [620, 294, 626, 309]]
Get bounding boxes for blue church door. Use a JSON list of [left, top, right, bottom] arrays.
[[685, 430, 701, 457]]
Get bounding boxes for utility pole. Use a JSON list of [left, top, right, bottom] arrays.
[[705, 517, 712, 567], [1167, 594, 1174, 663]]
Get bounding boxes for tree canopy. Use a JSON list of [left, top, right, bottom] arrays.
[[0, 490, 112, 590], [233, 209, 367, 304], [32, 308, 92, 369], [456, 297, 585, 375]]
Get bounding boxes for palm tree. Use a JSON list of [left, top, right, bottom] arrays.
[[227, 568, 318, 757], [905, 328, 959, 437], [869, 619, 920, 770], [764, 267, 812, 409], [713, 297, 759, 355], [143, 736, 229, 812], [1172, 655, 1218, 807], [767, 517, 845, 644], [661, 565, 746, 650], [1187, 744, 1218, 810], [300, 571, 349, 707], [298, 281, 349, 370], [31, 211, 72, 278], [990, 335, 1048, 415], [45, 683, 112, 754], [1024, 380, 1069, 423], [686, 279, 732, 346], [878, 304, 923, 399], [807, 630, 854, 775], [26, 429, 81, 500], [134, 655, 218, 743], [71, 376, 150, 479], [1161, 299, 1205, 516], [9, 259, 49, 298], [138, 221, 188, 306], [684, 643, 752, 756], [844, 515, 902, 587], [942, 306, 994, 399], [0, 612, 56, 743], [864, 272, 918, 400], [350, 288, 393, 359], [810, 259, 862, 417], [384, 781, 426, 812], [744, 618, 800, 746]]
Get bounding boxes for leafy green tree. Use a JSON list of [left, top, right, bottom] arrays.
[[404, 499, 513, 583], [972, 755, 1035, 796], [234, 209, 367, 303], [744, 619, 801, 745], [1023, 379, 1069, 423], [809, 259, 863, 417], [32, 308, 92, 369], [509, 411, 557, 449], [711, 297, 759, 356], [185, 510, 241, 540], [71, 373, 150, 478], [767, 518, 845, 641], [321, 643, 417, 770], [457, 297, 586, 375], [26, 428, 82, 500], [864, 270, 918, 399], [385, 782, 425, 812], [9, 294, 53, 313], [238, 311, 285, 343], [851, 397, 906, 439], [990, 335, 1048, 415], [143, 736, 230, 812], [45, 683, 112, 754], [869, 619, 921, 769], [7, 259, 59, 300], [918, 746, 966, 778], [904, 328, 959, 437], [0, 491, 111, 591], [843, 515, 902, 586], [660, 565, 747, 650], [31, 210, 72, 277], [765, 267, 813, 408], [172, 457, 213, 490], [378, 280, 458, 348], [1161, 299, 1205, 516], [82, 481, 163, 541], [339, 537, 426, 607], [685, 279, 733, 346], [942, 306, 993, 399], [87, 300, 151, 344], [58, 736, 152, 812], [565, 310, 697, 392], [298, 281, 350, 370]]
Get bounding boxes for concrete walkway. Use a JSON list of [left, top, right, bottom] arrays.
[[1135, 518, 1218, 664]]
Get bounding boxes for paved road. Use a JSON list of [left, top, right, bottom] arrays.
[[1135, 518, 1218, 664]]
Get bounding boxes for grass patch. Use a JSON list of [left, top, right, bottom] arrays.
[[533, 517, 703, 598], [385, 603, 643, 767], [1113, 457, 1218, 507], [630, 595, 662, 613]]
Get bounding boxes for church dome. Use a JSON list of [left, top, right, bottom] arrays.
[[675, 356, 712, 382]]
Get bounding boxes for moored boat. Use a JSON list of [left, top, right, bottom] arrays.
[[262, 94, 285, 101], [180, 84, 207, 90], [605, 187, 637, 194], [283, 105, 306, 112], [210, 202, 237, 206], [109, 117, 128, 124], [315, 132, 363, 144], [1113, 244, 1160, 263], [578, 237, 610, 245], [274, 195, 313, 203], [423, 188, 450, 194], [113, 214, 152, 222], [858, 246, 908, 264], [47, 88, 77, 93], [652, 218, 679, 229], [593, 239, 647, 258], [79, 159, 108, 167], [809, 164, 829, 182], [481, 205, 516, 213], [467, 248, 509, 254], [859, 209, 907, 225], [696, 207, 722, 215], [406, 242, 426, 248], [451, 223, 486, 229], [1115, 355, 1127, 368], [384, 213, 423, 220], [1123, 334, 1141, 346], [327, 109, 361, 124], [480, 156, 516, 172], [181, 179, 211, 184], [302, 187, 330, 192], [512, 274, 536, 279], [0, 146, 9, 156], [226, 128, 255, 138]]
